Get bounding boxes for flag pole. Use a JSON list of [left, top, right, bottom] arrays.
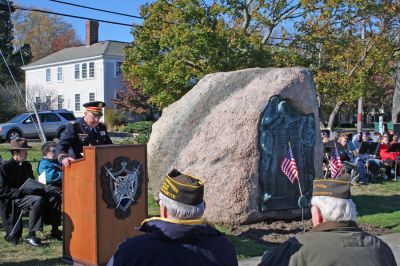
[[289, 142, 306, 232]]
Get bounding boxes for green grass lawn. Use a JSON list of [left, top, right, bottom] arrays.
[[352, 180, 400, 232], [0, 142, 398, 264]]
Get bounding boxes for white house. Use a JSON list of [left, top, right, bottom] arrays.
[[21, 21, 128, 118]]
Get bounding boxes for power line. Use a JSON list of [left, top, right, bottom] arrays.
[[13, 5, 133, 27], [49, 0, 143, 20]]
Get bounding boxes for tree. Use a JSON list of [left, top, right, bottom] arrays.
[[112, 79, 156, 118], [0, 1, 31, 86], [120, 0, 271, 109], [13, 9, 82, 60], [295, 0, 400, 129], [0, 0, 32, 122]]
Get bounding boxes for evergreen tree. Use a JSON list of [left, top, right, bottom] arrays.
[[0, 1, 31, 87]]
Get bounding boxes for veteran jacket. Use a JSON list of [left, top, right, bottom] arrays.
[[259, 221, 396, 266], [0, 159, 33, 236], [56, 118, 112, 161], [108, 217, 238, 266]]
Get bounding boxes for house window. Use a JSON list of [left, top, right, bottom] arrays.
[[89, 62, 95, 78], [115, 61, 122, 76], [75, 94, 80, 111], [57, 95, 63, 109], [57, 67, 63, 81], [75, 64, 80, 79], [82, 63, 87, 79], [89, 92, 95, 102], [46, 68, 51, 82]]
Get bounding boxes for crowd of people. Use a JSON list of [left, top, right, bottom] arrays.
[[323, 130, 400, 184], [0, 103, 398, 265]]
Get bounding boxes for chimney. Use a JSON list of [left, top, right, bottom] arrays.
[[86, 20, 99, 46]]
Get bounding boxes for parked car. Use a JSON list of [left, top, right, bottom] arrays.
[[0, 110, 76, 142]]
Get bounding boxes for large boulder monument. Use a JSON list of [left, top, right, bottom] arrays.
[[147, 67, 323, 224]]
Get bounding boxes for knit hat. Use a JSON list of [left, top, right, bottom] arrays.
[[160, 169, 204, 205], [312, 174, 351, 199]]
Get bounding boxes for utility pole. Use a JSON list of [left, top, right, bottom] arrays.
[[357, 22, 365, 132]]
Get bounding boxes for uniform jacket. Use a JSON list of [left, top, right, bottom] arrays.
[[0, 159, 33, 237], [109, 217, 238, 266], [37, 158, 63, 187], [56, 118, 112, 160], [259, 221, 396, 266]]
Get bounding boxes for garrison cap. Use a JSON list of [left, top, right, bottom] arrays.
[[83, 101, 106, 116], [312, 173, 351, 199], [160, 169, 204, 205]]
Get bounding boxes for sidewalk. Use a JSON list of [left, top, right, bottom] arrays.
[[239, 233, 400, 266]]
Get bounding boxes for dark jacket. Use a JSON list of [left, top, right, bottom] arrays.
[[0, 159, 33, 236], [109, 218, 238, 266], [56, 118, 112, 160], [259, 221, 396, 266]]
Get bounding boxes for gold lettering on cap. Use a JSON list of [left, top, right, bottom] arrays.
[[314, 183, 328, 189], [165, 178, 178, 193], [313, 191, 332, 196]]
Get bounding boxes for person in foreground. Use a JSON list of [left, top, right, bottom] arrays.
[[108, 169, 238, 266], [259, 174, 396, 266], [55, 101, 112, 168], [0, 138, 62, 247]]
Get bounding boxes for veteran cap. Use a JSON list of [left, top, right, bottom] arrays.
[[312, 173, 351, 199], [83, 101, 106, 116], [160, 169, 204, 205]]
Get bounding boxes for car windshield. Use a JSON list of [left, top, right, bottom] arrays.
[[7, 114, 27, 123]]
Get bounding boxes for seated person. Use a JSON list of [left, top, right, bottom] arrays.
[[391, 134, 398, 144], [337, 135, 367, 184], [372, 132, 382, 143], [321, 130, 331, 144], [37, 142, 63, 187], [107, 169, 238, 266], [0, 138, 62, 247], [259, 175, 396, 266], [379, 135, 400, 179]]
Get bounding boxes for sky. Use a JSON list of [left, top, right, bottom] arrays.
[[15, 0, 151, 43]]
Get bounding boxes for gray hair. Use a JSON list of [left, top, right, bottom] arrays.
[[158, 192, 205, 220], [311, 196, 357, 222]]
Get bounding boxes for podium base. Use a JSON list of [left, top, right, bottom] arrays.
[[62, 255, 106, 266]]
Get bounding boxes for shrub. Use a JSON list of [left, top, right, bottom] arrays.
[[105, 108, 126, 129], [123, 121, 153, 134]]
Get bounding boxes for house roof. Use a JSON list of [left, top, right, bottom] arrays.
[[22, 41, 129, 69]]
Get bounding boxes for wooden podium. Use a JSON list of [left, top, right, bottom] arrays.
[[62, 144, 148, 266]]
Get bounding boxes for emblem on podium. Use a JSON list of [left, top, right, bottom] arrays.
[[101, 157, 142, 219]]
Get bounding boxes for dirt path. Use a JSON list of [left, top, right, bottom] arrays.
[[231, 219, 394, 245]]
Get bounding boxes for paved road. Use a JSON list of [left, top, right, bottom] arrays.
[[239, 233, 400, 266]]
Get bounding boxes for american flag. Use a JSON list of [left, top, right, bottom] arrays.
[[280, 147, 299, 184], [330, 146, 343, 179]]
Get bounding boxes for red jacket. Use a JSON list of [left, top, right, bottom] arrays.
[[379, 144, 400, 161]]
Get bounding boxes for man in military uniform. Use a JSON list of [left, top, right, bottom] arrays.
[[56, 101, 112, 167], [259, 174, 396, 266]]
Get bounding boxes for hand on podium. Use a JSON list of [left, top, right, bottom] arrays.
[[62, 157, 75, 168]]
